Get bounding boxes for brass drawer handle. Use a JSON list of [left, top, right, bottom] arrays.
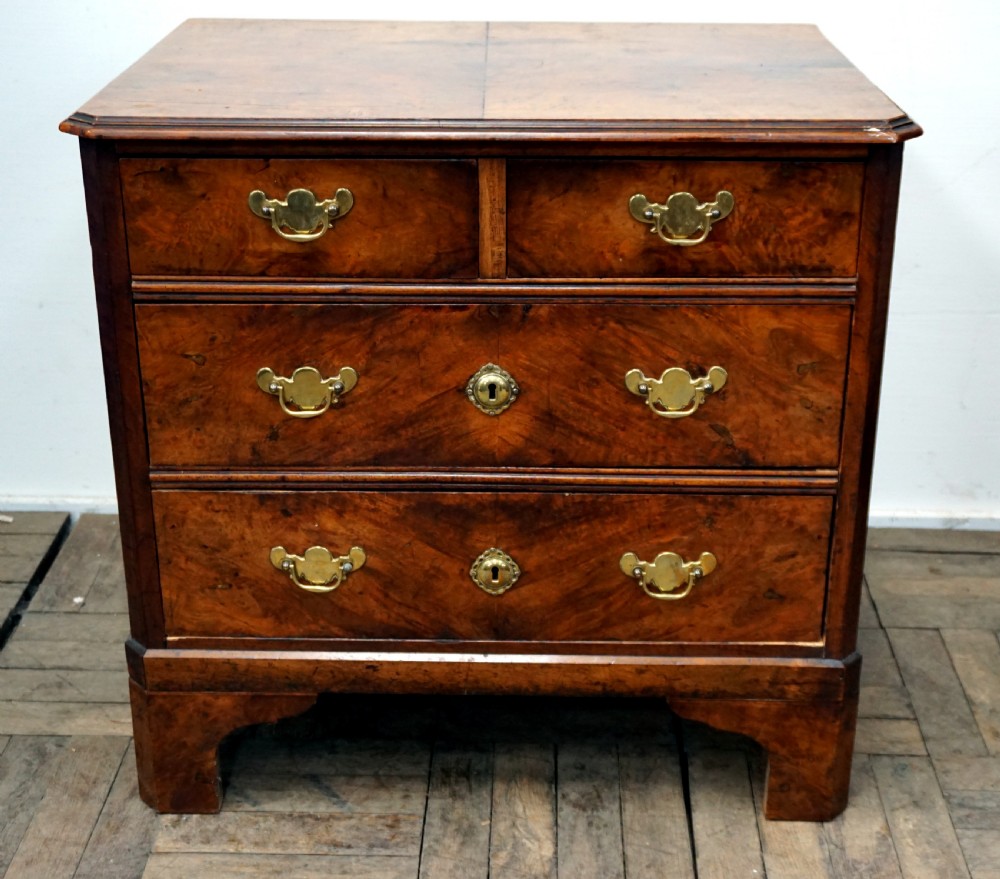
[[257, 365, 358, 419], [629, 191, 734, 246], [470, 548, 521, 596], [248, 187, 354, 242], [625, 366, 727, 419], [620, 550, 717, 601], [466, 363, 520, 415], [270, 545, 366, 593]]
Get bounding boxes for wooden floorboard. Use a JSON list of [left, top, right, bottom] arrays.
[[0, 511, 69, 639], [822, 756, 903, 879], [416, 744, 492, 879], [555, 742, 626, 879], [750, 753, 837, 879], [489, 742, 557, 879], [0, 516, 996, 878], [872, 755, 971, 878], [687, 748, 765, 878], [3, 735, 128, 879], [888, 628, 988, 758], [941, 629, 1000, 755]]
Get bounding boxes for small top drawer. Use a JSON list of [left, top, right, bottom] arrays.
[[120, 158, 480, 278], [507, 160, 864, 279]]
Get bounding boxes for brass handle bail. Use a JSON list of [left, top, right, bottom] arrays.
[[257, 365, 358, 419], [619, 550, 717, 601], [249, 187, 354, 242], [629, 190, 734, 246], [270, 545, 366, 593], [625, 366, 727, 419]]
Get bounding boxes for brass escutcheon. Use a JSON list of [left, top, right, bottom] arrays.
[[619, 550, 717, 601], [470, 548, 521, 596], [249, 187, 354, 242], [270, 545, 366, 593], [625, 365, 727, 419], [257, 365, 358, 419], [629, 190, 734, 246], [466, 363, 520, 415]]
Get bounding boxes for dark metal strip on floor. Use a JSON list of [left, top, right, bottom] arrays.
[[0, 514, 72, 652]]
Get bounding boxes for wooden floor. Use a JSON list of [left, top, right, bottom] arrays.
[[0, 514, 998, 878]]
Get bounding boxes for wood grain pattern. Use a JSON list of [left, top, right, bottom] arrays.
[[888, 628, 988, 758], [865, 550, 1000, 629], [871, 756, 972, 878], [490, 743, 557, 879], [855, 718, 927, 756], [61, 21, 915, 143], [2, 735, 128, 879], [0, 701, 133, 736], [674, 658, 859, 821], [153, 812, 423, 855], [62, 18, 920, 823], [80, 140, 165, 645], [5, 524, 985, 869], [507, 160, 864, 278], [27, 513, 121, 613], [556, 743, 625, 879], [0, 637, 123, 671], [152, 489, 832, 644], [74, 741, 158, 879], [141, 853, 420, 879], [0, 737, 69, 875], [822, 145, 903, 660], [750, 751, 836, 878], [130, 683, 317, 812], [942, 629, 1000, 754], [417, 745, 492, 879], [136, 647, 853, 704], [619, 740, 696, 878], [687, 749, 765, 876], [121, 158, 479, 278], [823, 756, 903, 879], [137, 301, 851, 469], [479, 158, 507, 278]]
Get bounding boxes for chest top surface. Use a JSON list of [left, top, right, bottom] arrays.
[[61, 19, 917, 143]]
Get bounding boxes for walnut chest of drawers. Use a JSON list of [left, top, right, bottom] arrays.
[[62, 20, 920, 820]]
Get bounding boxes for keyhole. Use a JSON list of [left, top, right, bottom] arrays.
[[491, 565, 500, 583], [488, 382, 497, 401]]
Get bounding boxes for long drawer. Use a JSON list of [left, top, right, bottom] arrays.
[[507, 159, 864, 278], [137, 301, 851, 470], [153, 489, 833, 645], [120, 158, 480, 278]]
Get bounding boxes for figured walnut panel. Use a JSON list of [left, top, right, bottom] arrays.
[[121, 158, 479, 278], [137, 301, 850, 470], [152, 490, 833, 645], [497, 302, 850, 469], [136, 303, 499, 470], [64, 21, 911, 143], [507, 160, 864, 278]]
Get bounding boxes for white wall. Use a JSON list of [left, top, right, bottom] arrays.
[[2, 0, 998, 528]]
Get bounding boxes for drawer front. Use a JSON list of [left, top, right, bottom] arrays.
[[154, 490, 832, 645], [137, 301, 850, 470], [507, 160, 864, 278], [120, 158, 479, 278]]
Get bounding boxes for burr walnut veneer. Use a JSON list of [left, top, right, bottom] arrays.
[[62, 20, 920, 820]]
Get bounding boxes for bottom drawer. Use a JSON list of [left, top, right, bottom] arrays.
[[153, 490, 833, 645]]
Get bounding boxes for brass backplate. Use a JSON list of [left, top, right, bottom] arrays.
[[629, 190, 734, 246], [466, 363, 520, 415], [269, 544, 366, 593], [619, 550, 717, 601], [470, 547, 521, 596]]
